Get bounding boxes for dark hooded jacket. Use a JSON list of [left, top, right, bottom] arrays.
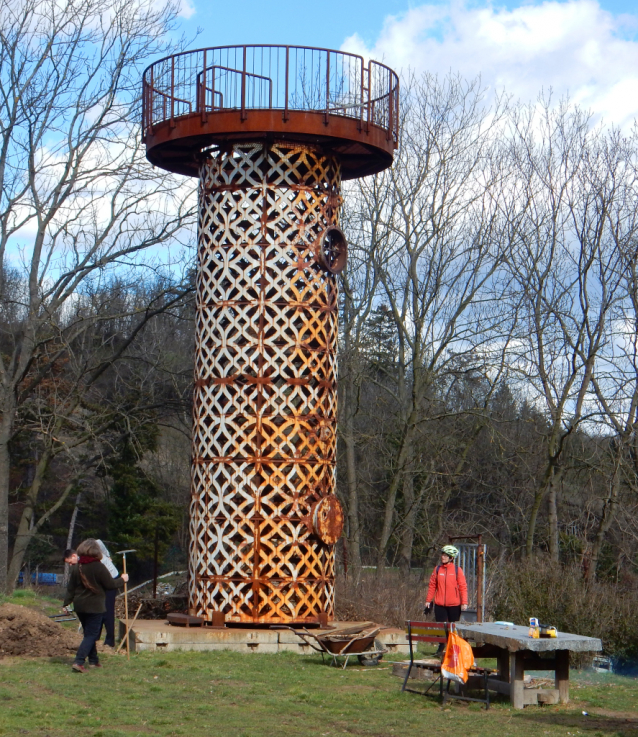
[[63, 560, 124, 614]]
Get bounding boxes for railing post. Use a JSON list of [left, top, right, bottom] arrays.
[[396, 86, 399, 143], [170, 56, 175, 126], [358, 58, 364, 132], [241, 46, 247, 121], [141, 78, 146, 139], [366, 61, 371, 133], [387, 69, 393, 141], [324, 51, 330, 125], [283, 47, 289, 121], [149, 66, 154, 134], [201, 49, 208, 123]]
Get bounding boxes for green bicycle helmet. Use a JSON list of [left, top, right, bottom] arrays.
[[441, 545, 459, 559]]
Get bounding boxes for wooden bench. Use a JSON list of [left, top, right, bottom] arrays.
[[402, 620, 490, 708]]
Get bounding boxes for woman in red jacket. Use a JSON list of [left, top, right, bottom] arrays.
[[424, 545, 468, 624]]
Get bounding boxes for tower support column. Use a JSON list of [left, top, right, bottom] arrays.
[[189, 142, 342, 624]]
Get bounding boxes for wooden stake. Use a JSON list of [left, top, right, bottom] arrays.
[[117, 602, 143, 655], [123, 554, 130, 660]]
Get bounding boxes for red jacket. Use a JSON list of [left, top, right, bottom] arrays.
[[425, 562, 468, 607]]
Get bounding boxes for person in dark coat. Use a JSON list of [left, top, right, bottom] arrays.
[[63, 538, 128, 673]]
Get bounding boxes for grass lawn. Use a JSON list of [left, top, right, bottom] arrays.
[[1, 651, 637, 737], [0, 588, 69, 616], [1, 591, 637, 737]]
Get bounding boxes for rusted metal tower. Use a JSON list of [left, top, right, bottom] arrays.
[[142, 45, 398, 625]]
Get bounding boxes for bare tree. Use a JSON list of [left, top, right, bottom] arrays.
[[350, 73, 516, 574], [0, 0, 196, 591], [585, 130, 638, 578], [504, 100, 630, 559], [5, 281, 192, 590], [338, 177, 390, 578]]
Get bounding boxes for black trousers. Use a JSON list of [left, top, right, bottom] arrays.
[[434, 604, 462, 623], [75, 611, 104, 665], [103, 588, 116, 647]]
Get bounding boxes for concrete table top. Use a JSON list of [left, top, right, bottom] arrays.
[[455, 622, 602, 653]]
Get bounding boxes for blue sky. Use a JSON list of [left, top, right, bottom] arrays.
[[179, 0, 411, 50], [179, 0, 636, 50], [176, 0, 638, 126]]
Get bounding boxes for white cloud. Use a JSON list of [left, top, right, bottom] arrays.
[[342, 0, 638, 127], [177, 0, 196, 19]]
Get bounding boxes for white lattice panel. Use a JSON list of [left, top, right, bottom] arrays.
[[189, 143, 341, 623]]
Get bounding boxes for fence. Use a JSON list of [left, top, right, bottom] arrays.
[[142, 45, 399, 144]]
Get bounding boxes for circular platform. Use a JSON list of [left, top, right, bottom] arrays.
[[142, 45, 399, 179]]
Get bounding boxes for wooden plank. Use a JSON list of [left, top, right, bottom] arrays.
[[486, 678, 512, 696], [510, 652, 525, 709], [393, 662, 439, 681], [472, 644, 503, 659], [520, 656, 557, 671], [555, 649, 570, 704], [409, 625, 447, 638], [329, 622, 376, 637], [498, 648, 510, 682]]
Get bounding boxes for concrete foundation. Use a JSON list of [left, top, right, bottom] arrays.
[[119, 619, 410, 656]]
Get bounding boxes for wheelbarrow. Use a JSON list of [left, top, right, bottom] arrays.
[[272, 623, 387, 669]]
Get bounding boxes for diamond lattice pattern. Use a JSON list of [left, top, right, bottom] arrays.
[[189, 143, 341, 623]]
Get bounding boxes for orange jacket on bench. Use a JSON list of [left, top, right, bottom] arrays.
[[425, 561, 468, 607]]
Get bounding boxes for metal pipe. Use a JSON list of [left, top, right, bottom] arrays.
[[324, 51, 330, 125], [387, 69, 393, 141], [170, 55, 175, 126], [201, 49, 207, 122], [477, 534, 484, 623], [152, 526, 159, 599], [394, 85, 400, 146], [358, 57, 364, 131], [284, 46, 289, 121], [241, 46, 247, 120], [366, 61, 371, 132], [149, 66, 154, 134]]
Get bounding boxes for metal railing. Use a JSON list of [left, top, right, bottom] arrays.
[[142, 45, 399, 144]]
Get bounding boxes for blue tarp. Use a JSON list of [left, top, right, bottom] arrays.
[[17, 572, 59, 585]]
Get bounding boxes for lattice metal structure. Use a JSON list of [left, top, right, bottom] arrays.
[[142, 45, 398, 625]]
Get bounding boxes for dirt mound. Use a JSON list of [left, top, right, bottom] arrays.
[[0, 603, 80, 658]]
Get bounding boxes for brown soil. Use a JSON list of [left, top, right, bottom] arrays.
[[0, 603, 81, 658]]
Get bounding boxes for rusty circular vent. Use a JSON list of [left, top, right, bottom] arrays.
[[317, 226, 347, 274], [312, 496, 344, 545]]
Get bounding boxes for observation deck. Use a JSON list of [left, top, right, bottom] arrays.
[[142, 45, 399, 180]]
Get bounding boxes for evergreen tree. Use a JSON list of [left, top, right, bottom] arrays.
[[106, 429, 180, 576]]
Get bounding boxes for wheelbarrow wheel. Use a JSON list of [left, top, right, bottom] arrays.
[[357, 639, 384, 667]]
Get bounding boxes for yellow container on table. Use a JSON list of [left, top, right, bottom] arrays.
[[528, 617, 540, 638]]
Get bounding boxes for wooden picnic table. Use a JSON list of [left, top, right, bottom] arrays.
[[455, 622, 602, 709]]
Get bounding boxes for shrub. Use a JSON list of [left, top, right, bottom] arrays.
[[335, 559, 638, 672], [335, 569, 428, 629], [490, 556, 638, 671]]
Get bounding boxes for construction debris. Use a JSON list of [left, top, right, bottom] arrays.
[[114, 578, 188, 620]]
